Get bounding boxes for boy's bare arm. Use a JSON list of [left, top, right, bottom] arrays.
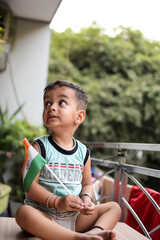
[[80, 156, 96, 214], [26, 143, 58, 208], [81, 156, 93, 197]]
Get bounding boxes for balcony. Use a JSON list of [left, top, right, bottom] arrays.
[[87, 142, 160, 239], [0, 142, 159, 239]]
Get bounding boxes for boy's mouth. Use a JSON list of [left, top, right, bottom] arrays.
[[48, 115, 58, 119]]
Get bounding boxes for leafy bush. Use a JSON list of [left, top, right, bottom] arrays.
[[0, 106, 46, 201]]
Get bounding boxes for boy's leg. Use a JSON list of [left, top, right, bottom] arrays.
[[75, 202, 121, 238], [15, 205, 104, 240]]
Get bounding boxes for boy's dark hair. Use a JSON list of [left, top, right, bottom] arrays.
[[44, 80, 88, 111]]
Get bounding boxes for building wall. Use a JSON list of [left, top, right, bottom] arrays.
[[0, 19, 51, 126]]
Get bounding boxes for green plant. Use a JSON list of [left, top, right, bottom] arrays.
[[0, 106, 47, 202], [0, 2, 16, 44]]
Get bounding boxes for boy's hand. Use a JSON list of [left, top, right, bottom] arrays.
[[80, 200, 95, 215], [55, 194, 83, 211]]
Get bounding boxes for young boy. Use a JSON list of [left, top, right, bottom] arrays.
[[16, 80, 121, 240]]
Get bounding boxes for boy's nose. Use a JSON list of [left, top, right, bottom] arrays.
[[50, 103, 56, 111]]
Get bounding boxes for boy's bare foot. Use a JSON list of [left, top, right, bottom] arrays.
[[85, 230, 117, 240], [82, 235, 103, 240]]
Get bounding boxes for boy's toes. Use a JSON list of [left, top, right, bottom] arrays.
[[109, 231, 117, 240]]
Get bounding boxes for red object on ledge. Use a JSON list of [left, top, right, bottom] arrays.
[[125, 186, 160, 240]]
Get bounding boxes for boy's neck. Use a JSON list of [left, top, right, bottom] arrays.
[[50, 132, 75, 150]]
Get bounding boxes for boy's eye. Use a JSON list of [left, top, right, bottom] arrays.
[[45, 102, 51, 107], [59, 100, 66, 106]]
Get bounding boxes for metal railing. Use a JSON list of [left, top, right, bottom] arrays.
[[86, 142, 160, 240]]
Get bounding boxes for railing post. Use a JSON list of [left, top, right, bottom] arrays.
[[119, 149, 128, 221], [113, 149, 127, 203], [113, 149, 128, 221], [119, 168, 128, 222], [113, 166, 121, 202]]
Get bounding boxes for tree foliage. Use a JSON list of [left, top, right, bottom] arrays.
[[48, 24, 160, 144], [48, 24, 160, 189]]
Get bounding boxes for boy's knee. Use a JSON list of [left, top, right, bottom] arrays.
[[111, 201, 121, 218], [15, 205, 30, 226], [15, 205, 24, 223], [107, 201, 121, 215]]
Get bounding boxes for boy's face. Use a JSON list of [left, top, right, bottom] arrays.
[[43, 86, 85, 131]]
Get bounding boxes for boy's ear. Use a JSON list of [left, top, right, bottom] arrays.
[[75, 110, 86, 124]]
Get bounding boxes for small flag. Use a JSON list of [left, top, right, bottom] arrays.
[[22, 138, 47, 192]]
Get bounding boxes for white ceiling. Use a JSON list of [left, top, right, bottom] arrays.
[[2, 0, 62, 23]]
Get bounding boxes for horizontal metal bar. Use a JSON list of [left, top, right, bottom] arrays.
[[85, 141, 160, 152], [91, 158, 119, 168], [91, 158, 160, 178], [125, 172, 160, 214], [122, 163, 160, 178], [121, 197, 152, 239]]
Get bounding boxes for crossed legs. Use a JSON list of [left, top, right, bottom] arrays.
[[76, 201, 121, 240], [15, 201, 121, 240]]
